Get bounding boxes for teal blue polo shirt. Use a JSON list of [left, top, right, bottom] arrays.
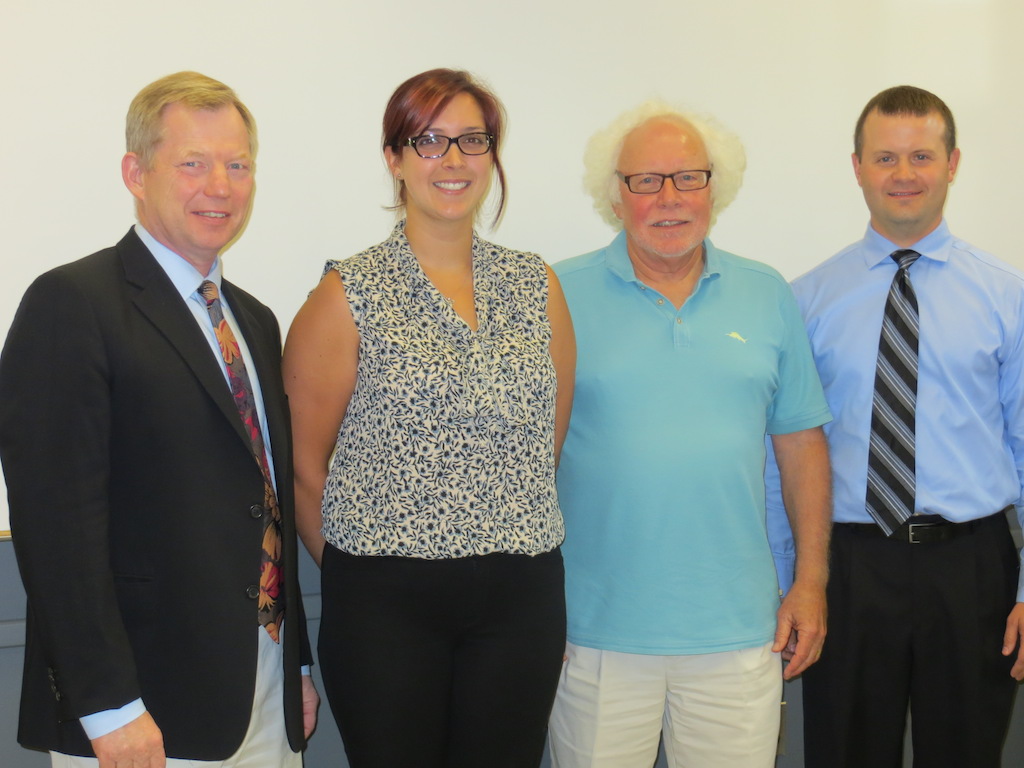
[[555, 231, 830, 655]]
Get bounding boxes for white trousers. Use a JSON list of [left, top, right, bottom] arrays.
[[549, 641, 781, 768], [52, 626, 301, 768]]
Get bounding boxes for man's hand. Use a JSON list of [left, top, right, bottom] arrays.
[[773, 579, 826, 680], [91, 712, 165, 768], [1001, 601, 1024, 680], [769, 427, 830, 680], [301, 674, 320, 739]]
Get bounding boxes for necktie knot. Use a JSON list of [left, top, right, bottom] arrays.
[[198, 280, 219, 307], [891, 249, 921, 272]]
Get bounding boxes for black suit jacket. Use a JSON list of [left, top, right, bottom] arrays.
[[0, 229, 311, 758]]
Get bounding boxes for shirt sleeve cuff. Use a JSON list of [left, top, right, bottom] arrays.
[[80, 698, 147, 740], [301, 665, 311, 676], [80, 669, 312, 737]]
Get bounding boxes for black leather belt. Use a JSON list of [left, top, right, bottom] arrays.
[[834, 508, 1010, 544]]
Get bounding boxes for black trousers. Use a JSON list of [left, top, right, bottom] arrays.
[[803, 513, 1019, 768], [318, 545, 566, 768]]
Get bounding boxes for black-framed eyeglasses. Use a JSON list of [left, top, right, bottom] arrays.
[[616, 170, 712, 194], [405, 132, 494, 159]]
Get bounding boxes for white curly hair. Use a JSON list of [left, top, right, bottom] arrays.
[[583, 100, 746, 231]]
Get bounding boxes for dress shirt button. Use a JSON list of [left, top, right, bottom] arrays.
[[676, 318, 683, 325], [249, 504, 265, 519], [246, 584, 260, 600]]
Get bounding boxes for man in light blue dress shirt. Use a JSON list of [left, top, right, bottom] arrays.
[[780, 85, 1024, 768]]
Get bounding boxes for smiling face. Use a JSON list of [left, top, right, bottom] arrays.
[[853, 108, 960, 246], [122, 102, 255, 274], [385, 91, 493, 231], [612, 118, 712, 267]]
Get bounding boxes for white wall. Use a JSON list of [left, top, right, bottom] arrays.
[[1, 0, 1023, 533]]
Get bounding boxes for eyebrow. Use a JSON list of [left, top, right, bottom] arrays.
[[421, 125, 487, 134], [872, 148, 934, 156], [177, 149, 252, 161]]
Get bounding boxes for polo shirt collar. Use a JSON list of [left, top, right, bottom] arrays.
[[606, 229, 720, 284]]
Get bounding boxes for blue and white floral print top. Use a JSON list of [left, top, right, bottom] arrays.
[[320, 222, 564, 558]]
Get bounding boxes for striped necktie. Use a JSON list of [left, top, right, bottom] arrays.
[[199, 280, 284, 642], [865, 249, 921, 535]]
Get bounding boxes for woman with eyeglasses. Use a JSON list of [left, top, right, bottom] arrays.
[[283, 68, 575, 767]]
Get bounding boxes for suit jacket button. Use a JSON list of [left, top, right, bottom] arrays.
[[47, 666, 60, 699], [249, 504, 265, 519], [246, 584, 260, 600]]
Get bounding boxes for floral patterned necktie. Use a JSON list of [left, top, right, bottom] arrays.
[[199, 280, 284, 642]]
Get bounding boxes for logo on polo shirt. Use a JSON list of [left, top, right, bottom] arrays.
[[726, 331, 748, 344]]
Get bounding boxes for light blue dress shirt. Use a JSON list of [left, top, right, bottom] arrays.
[[767, 221, 1024, 600]]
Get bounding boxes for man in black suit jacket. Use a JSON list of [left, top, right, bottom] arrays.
[[0, 71, 317, 767]]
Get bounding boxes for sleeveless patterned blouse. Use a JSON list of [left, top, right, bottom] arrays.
[[320, 223, 564, 558]]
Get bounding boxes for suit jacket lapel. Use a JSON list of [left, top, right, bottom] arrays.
[[116, 230, 255, 453]]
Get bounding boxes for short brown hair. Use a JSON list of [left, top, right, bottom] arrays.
[[854, 85, 955, 159], [382, 69, 507, 226], [126, 71, 257, 168]]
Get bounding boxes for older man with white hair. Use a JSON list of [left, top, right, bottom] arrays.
[[548, 103, 832, 768]]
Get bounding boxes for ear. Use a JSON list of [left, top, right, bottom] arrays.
[[947, 147, 961, 181], [851, 152, 863, 187], [122, 153, 146, 201], [384, 146, 403, 179], [611, 200, 624, 221]]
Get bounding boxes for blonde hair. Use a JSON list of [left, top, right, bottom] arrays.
[[126, 71, 257, 168], [583, 100, 746, 230]]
